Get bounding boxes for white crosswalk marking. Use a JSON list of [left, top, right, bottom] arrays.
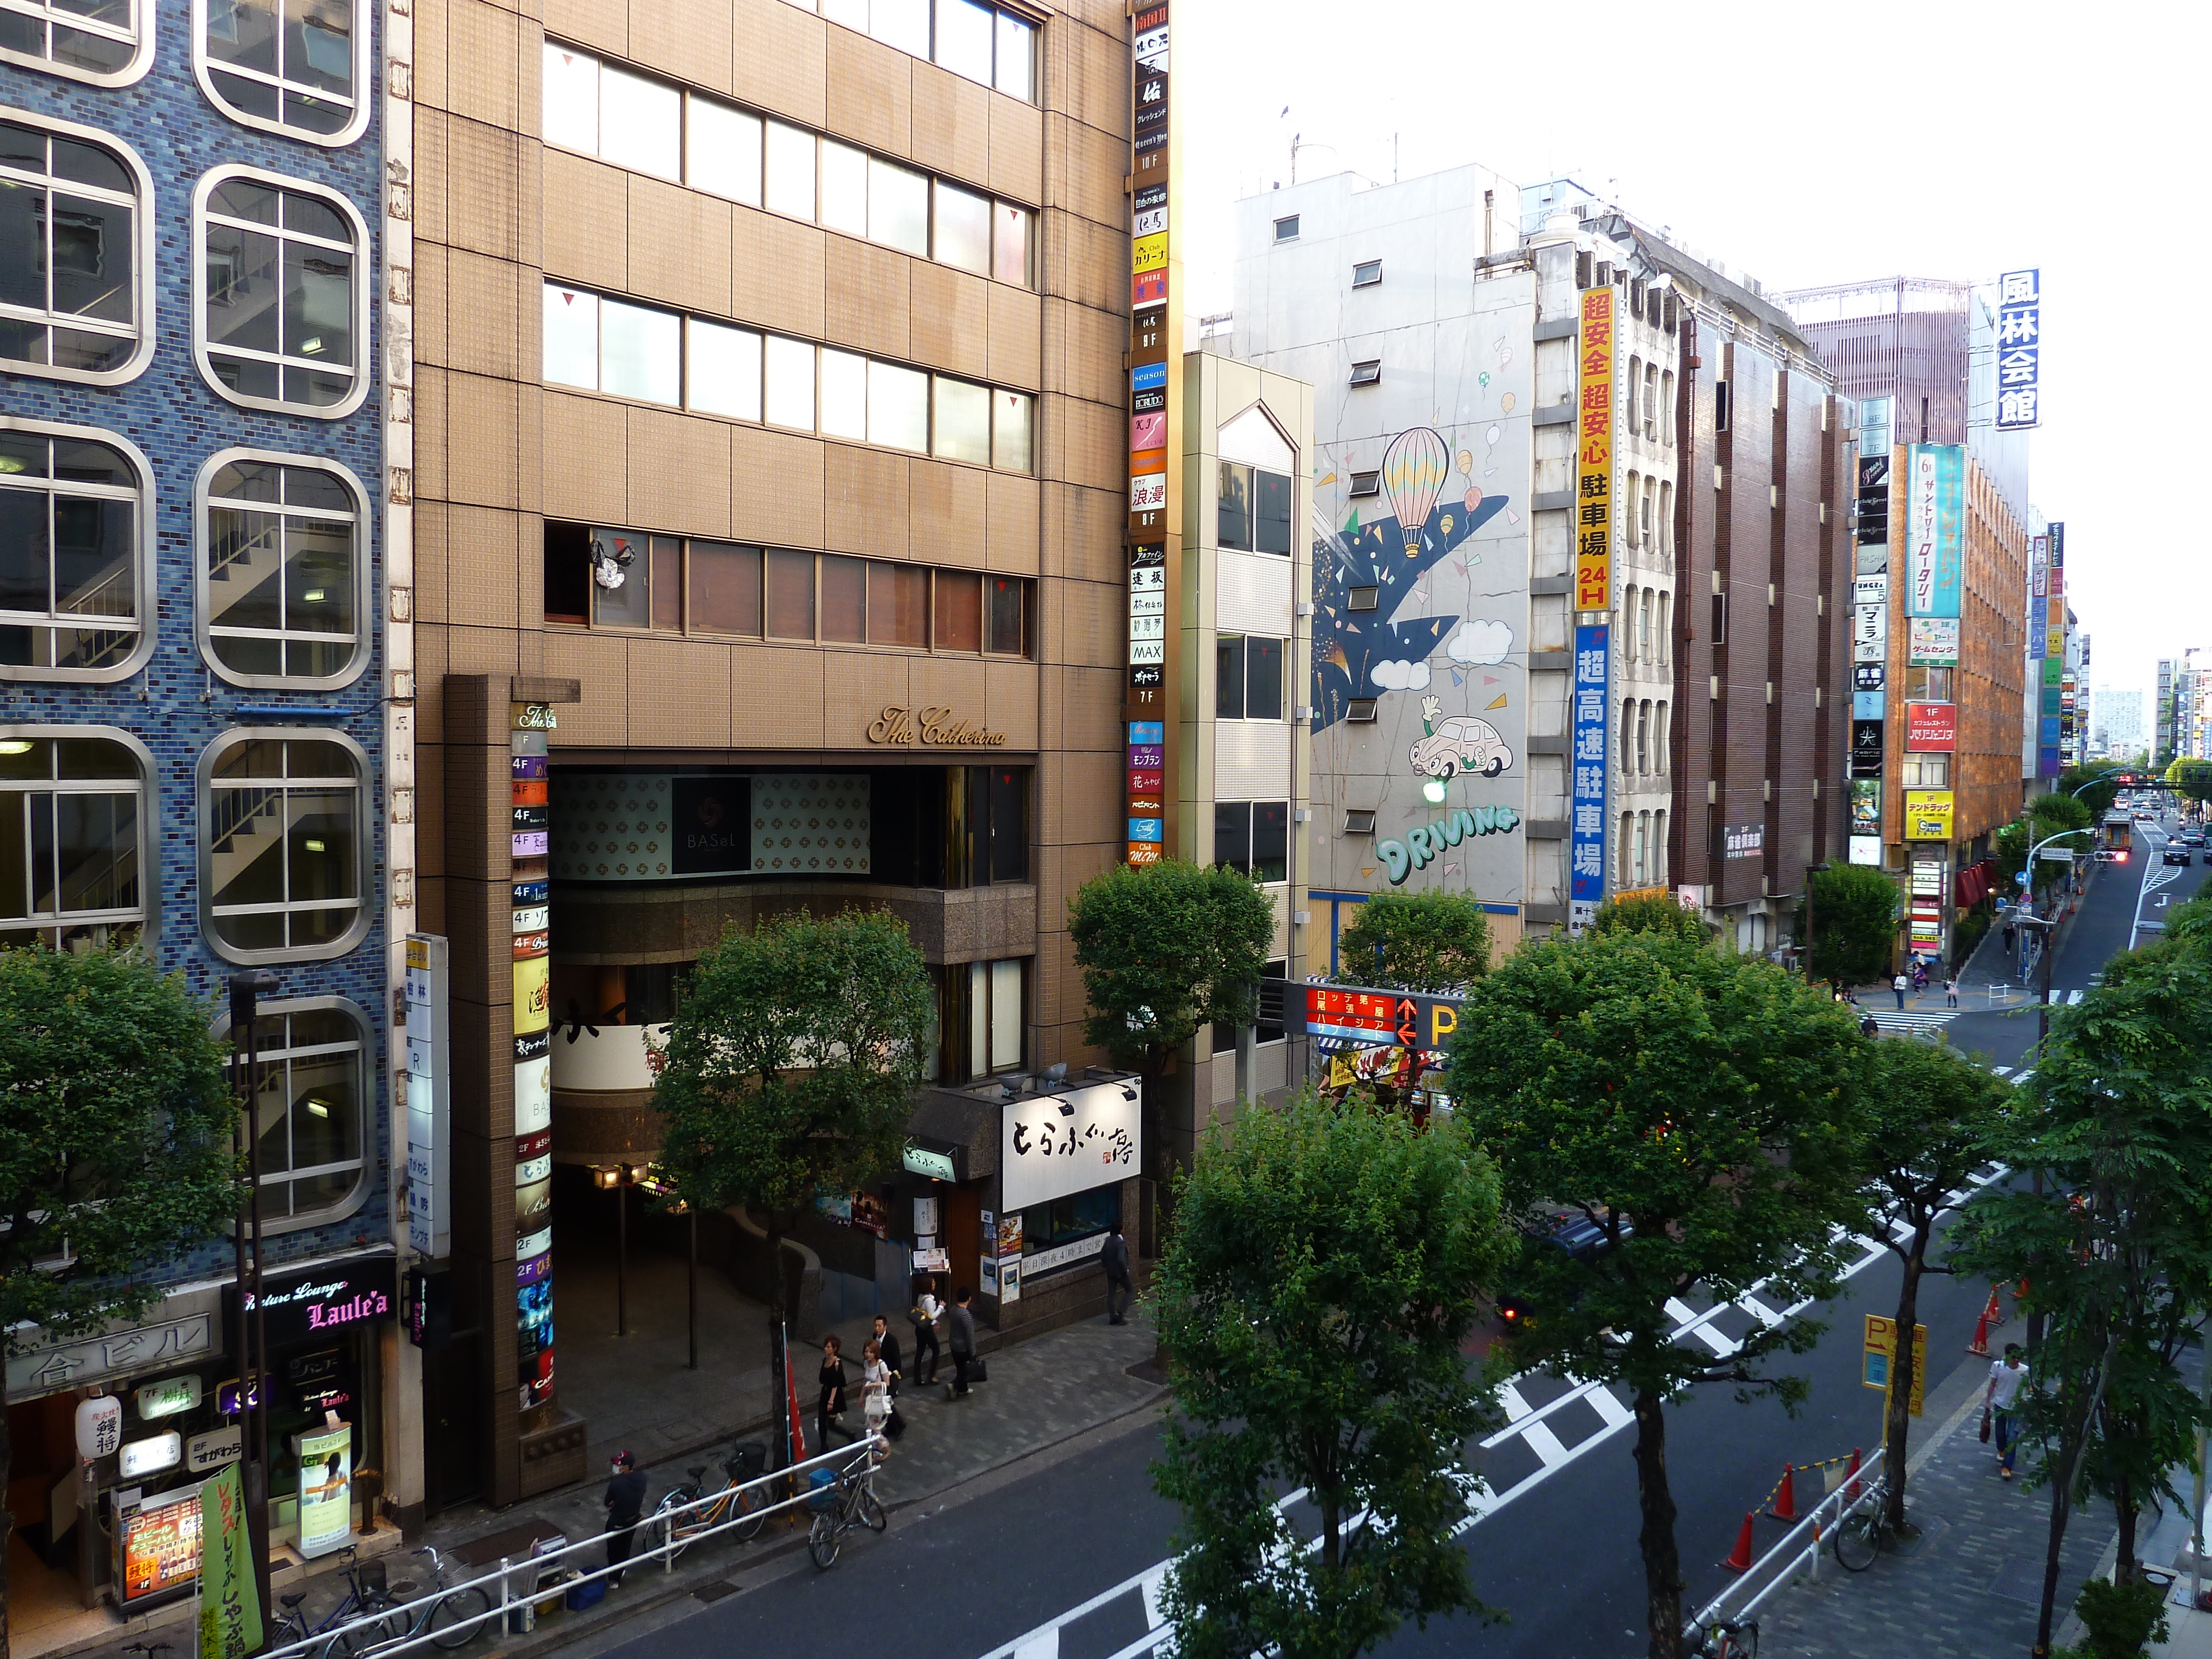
[[2068, 989, 2084, 1005], [1865, 1007, 1961, 1033], [1521, 1420, 1571, 1468]]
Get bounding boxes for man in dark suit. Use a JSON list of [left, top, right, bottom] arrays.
[[1101, 1224, 1133, 1324]]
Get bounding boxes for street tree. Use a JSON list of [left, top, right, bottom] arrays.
[[1997, 792, 2094, 900], [1333, 890, 1493, 992], [1950, 943, 2212, 1652], [651, 909, 934, 1457], [1590, 892, 1709, 942], [1448, 928, 1871, 1659], [2163, 756, 2212, 808], [1154, 1091, 1510, 1659], [1068, 859, 1275, 1185], [1793, 863, 1901, 990], [2056, 766, 2123, 819], [1854, 1040, 2015, 1530], [0, 947, 240, 1656]]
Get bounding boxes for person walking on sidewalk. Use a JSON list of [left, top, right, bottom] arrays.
[[1892, 971, 1908, 1010], [911, 1278, 943, 1386], [602, 1451, 649, 1587], [1102, 1224, 1133, 1324], [947, 1286, 978, 1399], [860, 1338, 893, 1451], [871, 1314, 902, 1397], [817, 1335, 858, 1451], [1945, 975, 1959, 1008], [1986, 1344, 2028, 1479]]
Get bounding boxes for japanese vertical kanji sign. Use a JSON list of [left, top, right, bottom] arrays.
[[1995, 268, 2041, 431], [1125, 3, 1179, 864], [1575, 288, 1616, 613], [197, 1460, 262, 1659], [1569, 623, 1610, 927]]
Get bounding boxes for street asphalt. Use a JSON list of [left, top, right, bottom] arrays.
[[576, 825, 2205, 1659]]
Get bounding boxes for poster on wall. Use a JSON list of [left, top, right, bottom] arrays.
[[1907, 617, 1960, 666], [118, 1488, 202, 1606]]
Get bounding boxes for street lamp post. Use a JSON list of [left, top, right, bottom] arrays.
[[227, 970, 278, 1647], [593, 1164, 635, 1336]]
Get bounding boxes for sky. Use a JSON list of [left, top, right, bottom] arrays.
[[1172, 0, 2205, 708]]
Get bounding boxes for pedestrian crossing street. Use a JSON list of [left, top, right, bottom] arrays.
[[1864, 1006, 1963, 1033], [973, 1074, 2029, 1659]]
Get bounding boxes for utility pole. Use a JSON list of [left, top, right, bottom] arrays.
[[229, 970, 279, 1652]]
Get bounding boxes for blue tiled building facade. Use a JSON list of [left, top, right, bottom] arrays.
[[2, 0, 394, 1608]]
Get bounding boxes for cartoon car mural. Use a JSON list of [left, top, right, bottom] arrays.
[[1407, 695, 1514, 780]]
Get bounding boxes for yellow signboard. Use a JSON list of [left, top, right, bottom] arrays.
[[1862, 1315, 1926, 1417], [1903, 789, 1954, 842], [1574, 287, 1616, 613], [1132, 233, 1167, 273]]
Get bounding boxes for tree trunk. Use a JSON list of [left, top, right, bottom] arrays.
[[765, 1215, 790, 1472], [1883, 1232, 1928, 1531], [2037, 1332, 2121, 1657], [2113, 1469, 2138, 1586], [1631, 1390, 1684, 1659]]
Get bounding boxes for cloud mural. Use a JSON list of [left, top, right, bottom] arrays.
[[1447, 618, 1514, 665], [1370, 659, 1432, 691]]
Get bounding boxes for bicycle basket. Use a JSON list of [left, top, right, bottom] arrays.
[[728, 1442, 768, 1480], [358, 1561, 388, 1595], [807, 1468, 839, 1512]]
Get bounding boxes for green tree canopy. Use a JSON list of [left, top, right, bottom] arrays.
[[2056, 766, 2124, 819], [1448, 928, 1871, 1659], [2163, 757, 2212, 804], [651, 909, 934, 1443], [1853, 1040, 2015, 1527], [0, 947, 241, 1650], [1069, 860, 1275, 1181], [1793, 863, 1900, 988], [1998, 792, 2096, 898], [1590, 893, 1709, 942], [1154, 1092, 1510, 1659], [1951, 943, 2212, 1647], [1333, 891, 1493, 992]]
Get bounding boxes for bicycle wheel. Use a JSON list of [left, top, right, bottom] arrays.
[[732, 1486, 766, 1544], [1833, 1511, 1879, 1572], [808, 1512, 841, 1569], [1720, 1621, 1759, 1658], [860, 1489, 886, 1533], [429, 1587, 494, 1650], [328, 1612, 403, 1659]]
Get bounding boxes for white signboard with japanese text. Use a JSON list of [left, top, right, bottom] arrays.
[[405, 935, 451, 1259], [1000, 1081, 1142, 1213]]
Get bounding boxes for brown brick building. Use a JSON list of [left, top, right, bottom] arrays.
[[392, 0, 1137, 1510]]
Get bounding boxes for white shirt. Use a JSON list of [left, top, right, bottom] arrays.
[[1989, 1358, 2026, 1412], [862, 1359, 891, 1422], [917, 1295, 943, 1323], [1893, 975, 1908, 990]]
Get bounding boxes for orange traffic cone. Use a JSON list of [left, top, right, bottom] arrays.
[[1768, 1464, 1800, 1522], [1723, 1510, 1757, 1573], [1843, 1447, 1863, 1503], [1967, 1288, 1999, 1356]]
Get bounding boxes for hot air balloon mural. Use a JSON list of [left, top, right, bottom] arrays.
[[1379, 426, 1449, 554], [1308, 427, 1509, 736]]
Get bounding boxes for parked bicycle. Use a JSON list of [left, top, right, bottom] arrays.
[[1688, 1618, 1759, 1658], [1832, 1496, 1893, 1572], [806, 1447, 887, 1569], [343, 1545, 495, 1653], [264, 1546, 393, 1659], [651, 1442, 769, 1562]]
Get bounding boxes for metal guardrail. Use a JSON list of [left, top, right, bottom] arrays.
[[1686, 1469, 1890, 1639], [259, 1441, 881, 1659]]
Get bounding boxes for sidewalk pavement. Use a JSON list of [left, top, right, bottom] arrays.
[[55, 1307, 1166, 1659], [1751, 1349, 2116, 1657]]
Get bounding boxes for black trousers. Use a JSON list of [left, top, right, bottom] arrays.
[[1106, 1274, 1132, 1320], [914, 1326, 940, 1380], [952, 1349, 972, 1395], [607, 1516, 640, 1583], [817, 1408, 857, 1450]]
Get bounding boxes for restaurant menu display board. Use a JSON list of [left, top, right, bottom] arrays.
[[118, 1485, 203, 1605]]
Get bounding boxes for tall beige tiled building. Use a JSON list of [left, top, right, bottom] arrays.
[[395, 0, 1133, 1509]]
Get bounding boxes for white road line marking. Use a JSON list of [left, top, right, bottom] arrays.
[[2068, 989, 2084, 1005], [1521, 1420, 1571, 1467], [1139, 1564, 1168, 1631], [1665, 1297, 1702, 1326], [1499, 1382, 1532, 1424], [1587, 1386, 1634, 1428], [1693, 1323, 1741, 1357]]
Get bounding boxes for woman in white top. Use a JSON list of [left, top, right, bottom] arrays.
[[860, 1339, 893, 1456], [912, 1280, 944, 1386]]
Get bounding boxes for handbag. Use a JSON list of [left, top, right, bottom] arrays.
[[969, 1357, 988, 1384], [1979, 1407, 1992, 1443]]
